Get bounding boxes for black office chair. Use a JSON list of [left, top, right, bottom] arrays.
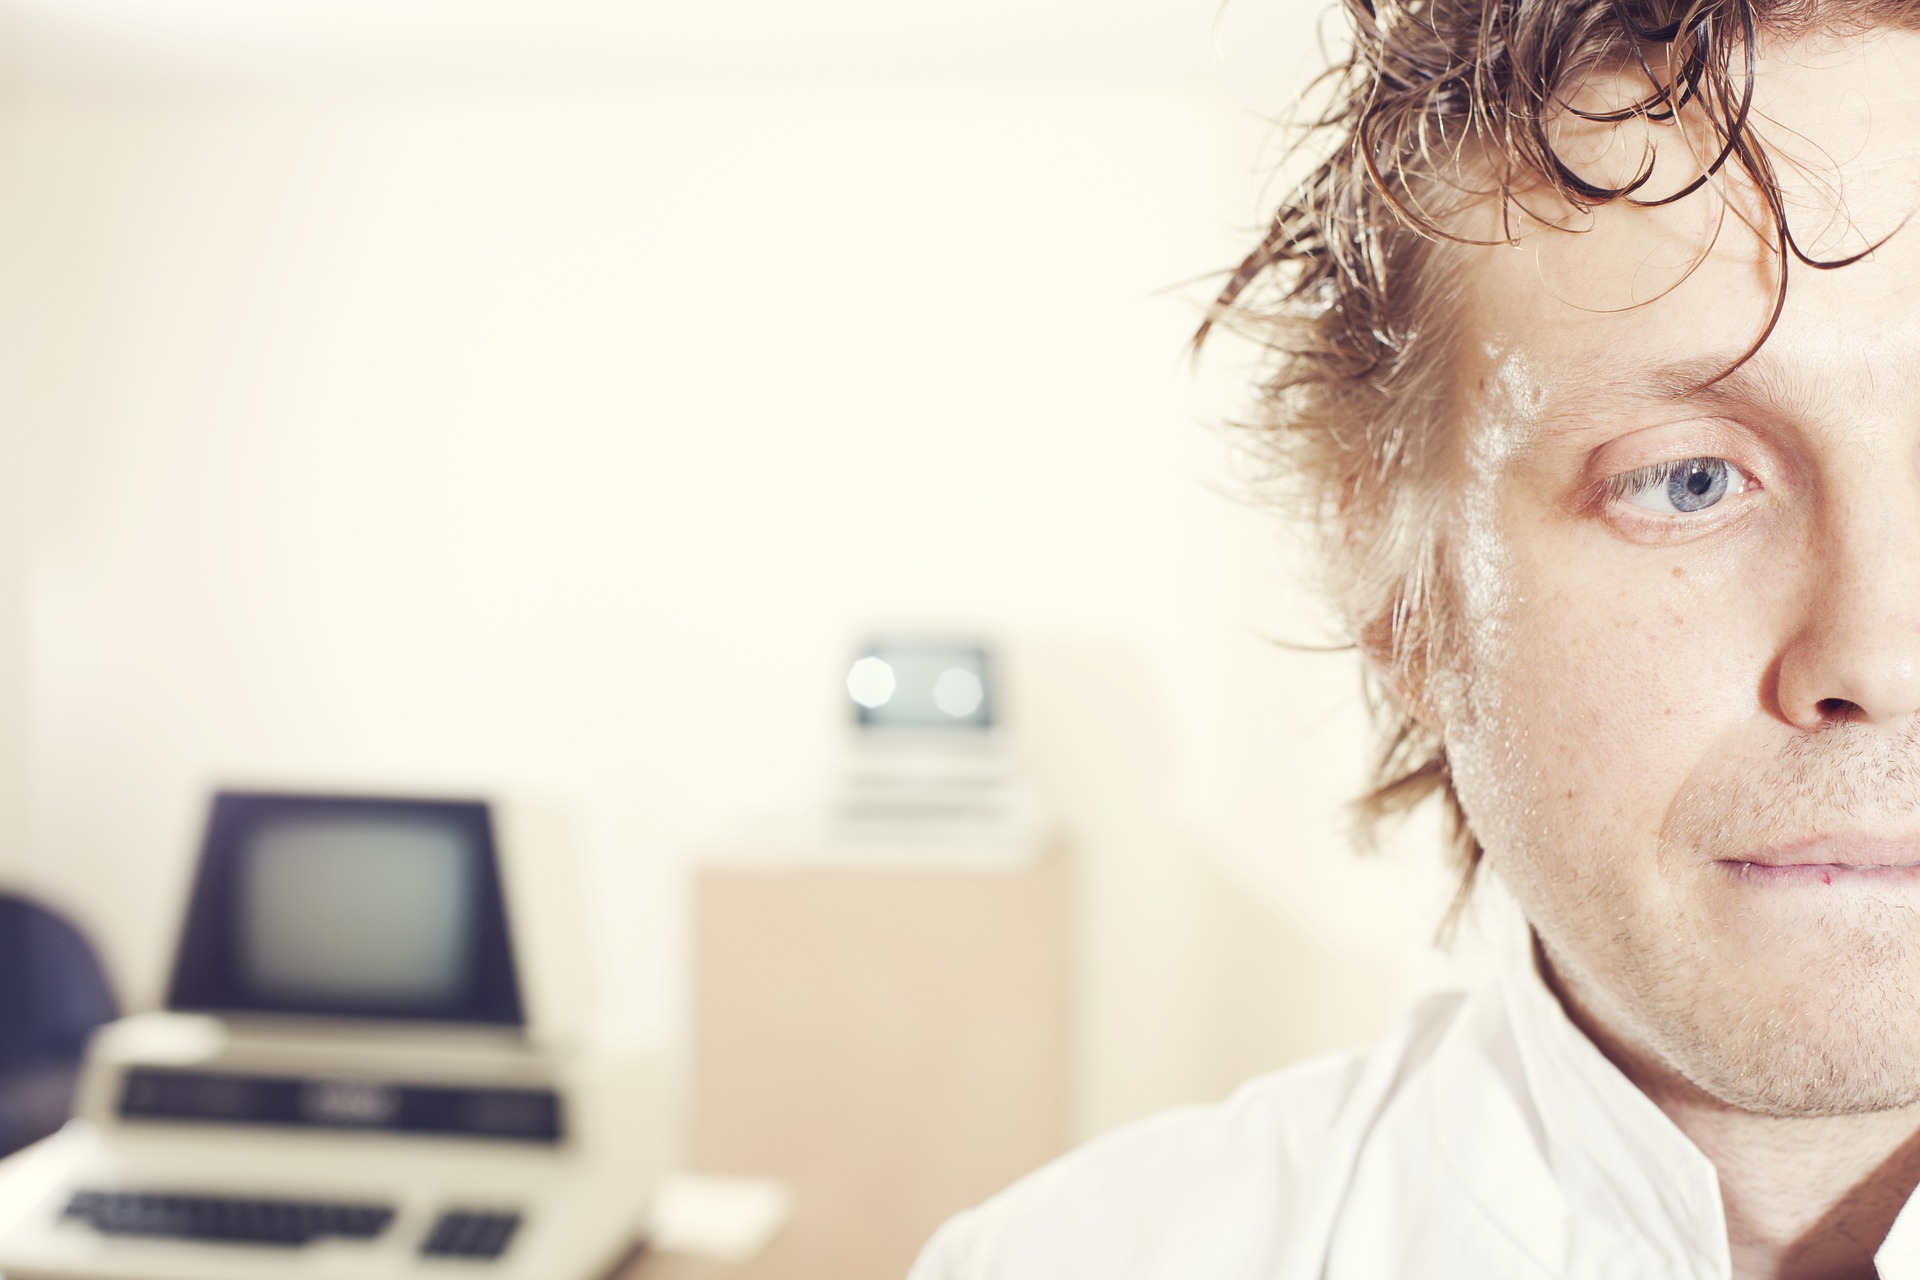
[[0, 894, 117, 1158]]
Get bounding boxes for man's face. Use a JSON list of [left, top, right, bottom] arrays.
[[1445, 27, 1920, 1115]]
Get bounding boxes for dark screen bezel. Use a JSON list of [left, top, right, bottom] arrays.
[[167, 791, 524, 1027]]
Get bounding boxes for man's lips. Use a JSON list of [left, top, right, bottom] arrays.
[[1717, 837, 1920, 882]]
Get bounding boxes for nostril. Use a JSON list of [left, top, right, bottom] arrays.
[[1817, 697, 1862, 720]]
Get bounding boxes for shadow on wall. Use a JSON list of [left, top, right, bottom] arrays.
[[1019, 639, 1400, 1138]]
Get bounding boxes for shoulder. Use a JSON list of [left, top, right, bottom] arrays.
[[910, 990, 1467, 1280]]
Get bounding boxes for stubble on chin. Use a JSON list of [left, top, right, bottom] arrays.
[[1573, 910, 1920, 1118], [1531, 721, 1920, 1119]]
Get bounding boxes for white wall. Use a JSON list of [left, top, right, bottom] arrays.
[[0, 130, 25, 887], [0, 1, 1495, 1143]]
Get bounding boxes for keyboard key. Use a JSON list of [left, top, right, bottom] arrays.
[[421, 1210, 522, 1259]]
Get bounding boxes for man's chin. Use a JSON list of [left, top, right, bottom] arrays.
[[1675, 1040, 1920, 1118], [1642, 936, 1920, 1117]]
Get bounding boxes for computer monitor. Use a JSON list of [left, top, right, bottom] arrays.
[[846, 640, 995, 731], [166, 792, 524, 1026]]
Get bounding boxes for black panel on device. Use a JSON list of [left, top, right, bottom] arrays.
[[422, 1210, 523, 1259], [167, 792, 523, 1026], [64, 1191, 395, 1247], [118, 1068, 563, 1143]]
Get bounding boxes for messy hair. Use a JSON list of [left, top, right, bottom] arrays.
[[1201, 0, 1910, 922]]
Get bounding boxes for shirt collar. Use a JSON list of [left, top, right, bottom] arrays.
[[1494, 927, 1730, 1277]]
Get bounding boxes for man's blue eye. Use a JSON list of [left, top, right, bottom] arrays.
[[1612, 457, 1748, 516], [1668, 459, 1729, 511]]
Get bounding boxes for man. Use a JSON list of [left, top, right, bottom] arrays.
[[909, 3, 1920, 1278]]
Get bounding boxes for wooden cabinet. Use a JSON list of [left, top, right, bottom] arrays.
[[682, 852, 1070, 1280]]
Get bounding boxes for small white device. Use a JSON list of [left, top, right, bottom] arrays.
[[0, 791, 659, 1280], [833, 637, 1045, 862]]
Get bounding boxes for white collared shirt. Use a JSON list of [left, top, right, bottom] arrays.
[[909, 937, 1920, 1280]]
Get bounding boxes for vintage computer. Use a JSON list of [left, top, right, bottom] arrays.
[[833, 637, 1043, 859], [0, 790, 660, 1280]]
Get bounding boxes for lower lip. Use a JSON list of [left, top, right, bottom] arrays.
[[1719, 861, 1920, 886]]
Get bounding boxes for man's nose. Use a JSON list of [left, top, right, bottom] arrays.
[[1774, 493, 1920, 729]]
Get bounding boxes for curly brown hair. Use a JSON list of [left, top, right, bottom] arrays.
[[1201, 0, 1910, 924]]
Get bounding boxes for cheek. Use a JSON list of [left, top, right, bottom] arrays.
[[1443, 545, 1772, 879]]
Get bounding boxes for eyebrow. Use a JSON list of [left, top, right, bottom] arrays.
[[1642, 355, 1804, 407], [1538, 348, 1822, 433]]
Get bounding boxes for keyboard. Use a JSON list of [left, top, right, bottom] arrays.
[[62, 1192, 524, 1261], [63, 1191, 394, 1247]]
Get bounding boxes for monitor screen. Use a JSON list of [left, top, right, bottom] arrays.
[[168, 793, 523, 1026], [846, 641, 995, 731]]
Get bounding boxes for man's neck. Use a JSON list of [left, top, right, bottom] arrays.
[[1653, 1085, 1920, 1280], [1541, 950, 1920, 1279]]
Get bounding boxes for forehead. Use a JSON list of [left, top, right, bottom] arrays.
[[1459, 27, 1920, 418]]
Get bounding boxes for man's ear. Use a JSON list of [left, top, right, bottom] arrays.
[[1357, 610, 1444, 734]]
